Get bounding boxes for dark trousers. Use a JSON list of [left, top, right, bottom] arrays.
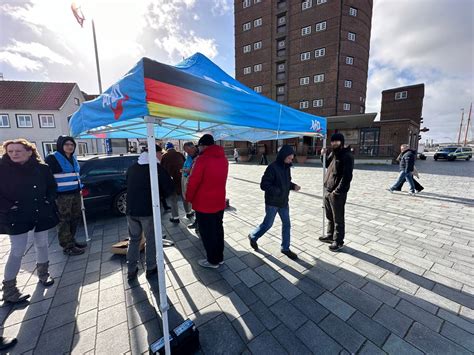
[[260, 154, 268, 165], [195, 210, 224, 264], [324, 191, 347, 244], [56, 192, 82, 249]]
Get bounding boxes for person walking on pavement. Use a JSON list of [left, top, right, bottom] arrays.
[[388, 144, 418, 195], [125, 145, 174, 280], [248, 145, 301, 260], [161, 142, 193, 224], [260, 143, 269, 165], [0, 139, 57, 304], [182, 142, 199, 229], [233, 148, 239, 163], [45, 136, 86, 256], [186, 134, 229, 268], [319, 133, 354, 252]]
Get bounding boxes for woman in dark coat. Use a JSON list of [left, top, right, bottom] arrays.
[[0, 139, 58, 303]]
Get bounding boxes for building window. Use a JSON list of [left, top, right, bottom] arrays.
[[277, 39, 286, 49], [253, 86, 262, 93], [314, 48, 326, 57], [243, 0, 251, 8], [0, 114, 10, 128], [243, 22, 251, 31], [301, 26, 312, 36], [278, 16, 286, 26], [316, 0, 327, 4], [343, 103, 351, 111], [348, 32, 356, 41], [301, 52, 311, 61], [39, 114, 55, 128], [360, 106, 364, 113], [42, 142, 57, 157], [299, 101, 309, 109], [313, 99, 324, 107], [74, 97, 80, 106], [349, 7, 358, 16], [243, 45, 251, 53], [254, 41, 262, 50], [346, 56, 354, 65], [254, 18, 262, 27], [244, 66, 252, 75], [315, 21, 327, 32], [344, 80, 352, 88], [16, 114, 33, 128], [77, 142, 88, 155], [277, 85, 285, 94], [302, 0, 312, 11], [254, 0, 261, 3], [314, 73, 325, 83], [254, 63, 262, 72], [395, 91, 408, 100], [277, 63, 285, 72], [299, 77, 310, 85]]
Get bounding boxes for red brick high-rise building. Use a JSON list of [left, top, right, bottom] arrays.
[[235, 0, 373, 117]]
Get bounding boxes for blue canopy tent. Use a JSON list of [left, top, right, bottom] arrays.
[[69, 53, 327, 354]]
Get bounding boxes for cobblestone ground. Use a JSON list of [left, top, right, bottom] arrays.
[[0, 157, 473, 354]]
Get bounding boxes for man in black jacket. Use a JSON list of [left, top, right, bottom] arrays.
[[388, 144, 417, 195], [126, 145, 174, 280], [248, 145, 300, 260], [319, 133, 354, 252]]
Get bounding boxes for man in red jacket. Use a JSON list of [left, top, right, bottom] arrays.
[[186, 134, 229, 268]]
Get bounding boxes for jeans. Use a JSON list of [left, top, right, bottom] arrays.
[[168, 192, 192, 219], [390, 171, 416, 193], [324, 191, 347, 244], [126, 215, 157, 272], [4, 229, 49, 281], [196, 210, 225, 264], [250, 204, 291, 251]]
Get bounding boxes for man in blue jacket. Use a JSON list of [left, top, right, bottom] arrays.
[[45, 136, 86, 256], [388, 144, 416, 195], [248, 145, 301, 260]]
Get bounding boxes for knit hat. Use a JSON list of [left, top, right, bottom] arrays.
[[330, 133, 345, 146], [165, 142, 174, 150], [198, 134, 215, 146]]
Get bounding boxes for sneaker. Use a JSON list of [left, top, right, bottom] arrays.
[[329, 242, 344, 252], [127, 267, 138, 281], [75, 241, 87, 248], [386, 188, 393, 193], [248, 234, 258, 251], [146, 267, 157, 278], [218, 261, 225, 265], [197, 259, 220, 269], [169, 218, 180, 224], [281, 250, 298, 260], [319, 236, 333, 244], [187, 221, 197, 229], [408, 191, 416, 196], [186, 212, 195, 219], [63, 246, 85, 256]]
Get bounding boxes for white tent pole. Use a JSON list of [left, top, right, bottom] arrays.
[[145, 116, 171, 355], [322, 136, 327, 238]]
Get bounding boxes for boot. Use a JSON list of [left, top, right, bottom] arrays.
[[0, 337, 17, 351], [37, 262, 54, 286], [2, 279, 30, 303]]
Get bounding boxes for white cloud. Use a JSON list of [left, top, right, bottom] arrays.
[[212, 0, 233, 15], [0, 51, 43, 72], [3, 40, 71, 66], [367, 0, 473, 142]]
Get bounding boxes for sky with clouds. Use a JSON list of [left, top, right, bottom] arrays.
[[0, 0, 472, 142]]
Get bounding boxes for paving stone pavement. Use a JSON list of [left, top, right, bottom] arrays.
[[0, 157, 473, 354]]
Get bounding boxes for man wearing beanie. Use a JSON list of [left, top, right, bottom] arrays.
[[45, 136, 87, 255], [248, 145, 301, 260], [319, 132, 354, 252], [161, 142, 193, 223], [185, 134, 229, 268]]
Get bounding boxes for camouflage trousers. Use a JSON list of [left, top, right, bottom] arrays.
[[56, 192, 82, 249]]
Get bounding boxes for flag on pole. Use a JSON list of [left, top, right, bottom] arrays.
[[71, 2, 85, 27]]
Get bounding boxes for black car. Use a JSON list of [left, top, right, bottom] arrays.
[[78, 154, 138, 215]]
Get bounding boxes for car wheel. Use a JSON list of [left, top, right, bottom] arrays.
[[434, 156, 438, 161], [448, 157, 455, 161], [467, 156, 471, 161], [113, 190, 127, 216]]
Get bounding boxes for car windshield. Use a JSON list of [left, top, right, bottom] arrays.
[[440, 148, 457, 152]]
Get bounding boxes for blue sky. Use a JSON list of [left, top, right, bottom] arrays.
[[0, 0, 473, 142]]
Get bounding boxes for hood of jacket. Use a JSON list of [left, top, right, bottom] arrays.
[[276, 145, 295, 166], [56, 135, 76, 155]]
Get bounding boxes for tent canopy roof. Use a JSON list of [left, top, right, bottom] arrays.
[[69, 53, 326, 142]]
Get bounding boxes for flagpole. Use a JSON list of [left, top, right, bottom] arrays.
[[91, 19, 103, 94]]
